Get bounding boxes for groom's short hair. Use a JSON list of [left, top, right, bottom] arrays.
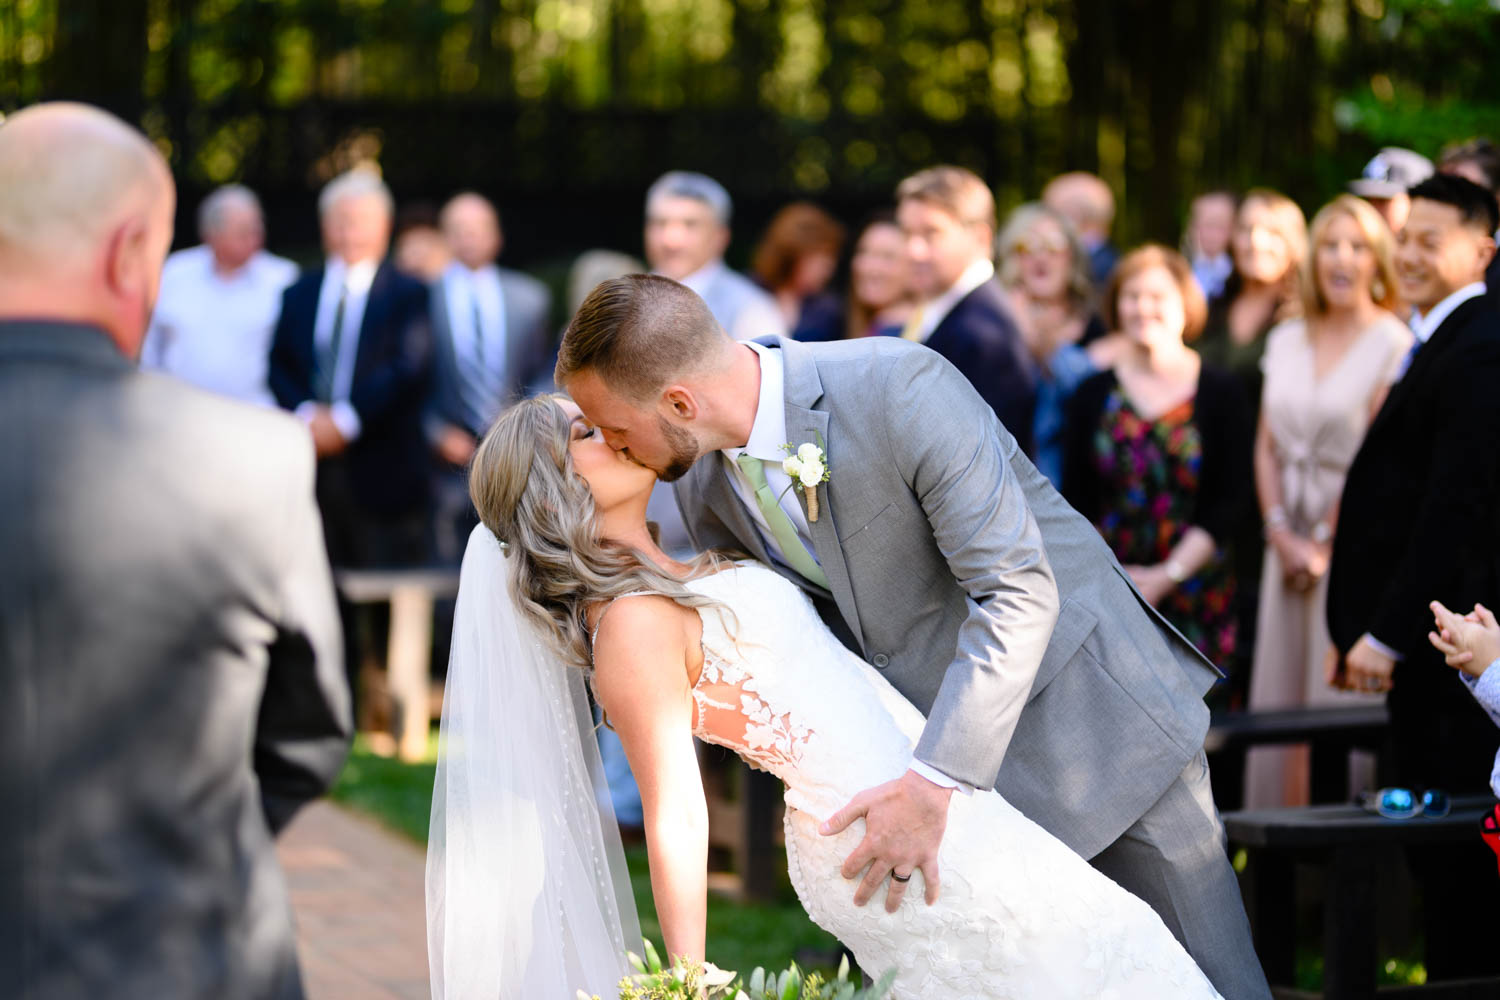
[[556, 273, 728, 401]]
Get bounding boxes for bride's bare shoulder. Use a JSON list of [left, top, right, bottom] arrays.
[[589, 594, 699, 684]]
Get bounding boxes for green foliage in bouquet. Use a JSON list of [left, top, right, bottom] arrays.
[[578, 940, 896, 1000]]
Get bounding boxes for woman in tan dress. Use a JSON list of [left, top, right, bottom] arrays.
[[1243, 195, 1413, 807]]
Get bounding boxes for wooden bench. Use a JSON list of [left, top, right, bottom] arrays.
[[335, 567, 459, 762], [1207, 706, 1390, 809], [1225, 795, 1499, 999]]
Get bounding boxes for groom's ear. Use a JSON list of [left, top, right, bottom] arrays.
[[660, 385, 700, 421]]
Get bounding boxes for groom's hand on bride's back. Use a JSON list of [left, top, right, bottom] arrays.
[[820, 769, 953, 911]]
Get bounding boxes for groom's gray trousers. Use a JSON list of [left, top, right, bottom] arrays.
[[1090, 749, 1266, 1000], [674, 336, 1270, 1000]]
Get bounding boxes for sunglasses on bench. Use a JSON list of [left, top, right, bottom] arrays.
[[1358, 787, 1450, 819]]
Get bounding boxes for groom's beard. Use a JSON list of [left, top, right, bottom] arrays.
[[653, 415, 701, 483]]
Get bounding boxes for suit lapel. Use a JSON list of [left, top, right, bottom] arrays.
[[779, 338, 865, 651], [1370, 296, 1484, 436]]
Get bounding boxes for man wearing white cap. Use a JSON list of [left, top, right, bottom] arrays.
[[1349, 146, 1434, 233]]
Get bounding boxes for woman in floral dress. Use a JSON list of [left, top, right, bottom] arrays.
[[1064, 245, 1254, 692]]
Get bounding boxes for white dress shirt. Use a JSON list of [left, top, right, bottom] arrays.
[[294, 257, 378, 442], [1363, 281, 1489, 662], [142, 246, 297, 407], [910, 257, 995, 344], [719, 342, 971, 794], [720, 341, 816, 559]]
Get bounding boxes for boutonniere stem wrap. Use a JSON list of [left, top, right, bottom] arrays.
[[781, 441, 831, 522]]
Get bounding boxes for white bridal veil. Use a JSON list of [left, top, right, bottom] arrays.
[[427, 526, 643, 998]]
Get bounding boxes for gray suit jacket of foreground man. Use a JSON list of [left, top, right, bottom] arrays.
[[0, 321, 352, 1000], [676, 336, 1272, 1000]]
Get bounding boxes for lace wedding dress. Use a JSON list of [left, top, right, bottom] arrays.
[[680, 562, 1222, 999]]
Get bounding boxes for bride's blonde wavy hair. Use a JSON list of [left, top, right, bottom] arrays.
[[469, 394, 735, 673]]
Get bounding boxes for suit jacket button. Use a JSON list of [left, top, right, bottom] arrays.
[[872, 654, 890, 669]]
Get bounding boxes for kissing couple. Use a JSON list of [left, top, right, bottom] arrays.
[[426, 274, 1271, 999]]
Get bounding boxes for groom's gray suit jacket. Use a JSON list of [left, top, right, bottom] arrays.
[[674, 336, 1220, 860]]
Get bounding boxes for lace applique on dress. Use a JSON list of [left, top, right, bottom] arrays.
[[691, 646, 812, 774]]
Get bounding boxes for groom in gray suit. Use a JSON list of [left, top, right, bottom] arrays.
[[558, 275, 1269, 999]]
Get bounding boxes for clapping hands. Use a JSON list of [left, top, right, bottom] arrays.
[[1428, 601, 1500, 679]]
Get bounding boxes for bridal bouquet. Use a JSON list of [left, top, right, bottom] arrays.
[[579, 941, 895, 1000]]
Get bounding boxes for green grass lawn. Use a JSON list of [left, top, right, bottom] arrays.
[[329, 734, 842, 977]]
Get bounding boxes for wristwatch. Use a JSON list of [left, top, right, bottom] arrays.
[[1163, 558, 1190, 584]]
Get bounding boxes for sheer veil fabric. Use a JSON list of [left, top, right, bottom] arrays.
[[426, 526, 643, 998]]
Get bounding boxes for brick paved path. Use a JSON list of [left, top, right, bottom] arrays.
[[277, 801, 430, 1000]]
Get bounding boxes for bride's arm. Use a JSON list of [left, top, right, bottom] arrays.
[[592, 596, 708, 966]]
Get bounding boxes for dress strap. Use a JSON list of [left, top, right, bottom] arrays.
[[590, 591, 656, 653]]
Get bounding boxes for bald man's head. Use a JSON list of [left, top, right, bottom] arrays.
[[441, 192, 502, 270], [0, 103, 175, 355]]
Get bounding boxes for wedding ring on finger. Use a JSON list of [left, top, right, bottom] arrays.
[[890, 870, 912, 883]]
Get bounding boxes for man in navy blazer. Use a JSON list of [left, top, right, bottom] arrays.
[[269, 170, 433, 569], [1328, 174, 1500, 982], [895, 166, 1037, 455]]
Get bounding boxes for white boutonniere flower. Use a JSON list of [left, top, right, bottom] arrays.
[[780, 440, 831, 522]]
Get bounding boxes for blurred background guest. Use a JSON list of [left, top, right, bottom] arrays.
[[1198, 188, 1306, 683], [751, 200, 845, 341], [140, 184, 296, 407], [1437, 137, 1500, 297], [643, 170, 786, 340], [567, 248, 645, 318], [842, 209, 915, 338], [269, 168, 433, 571], [1063, 246, 1252, 695], [896, 165, 1036, 453], [426, 191, 552, 563], [1325, 174, 1500, 982], [1184, 190, 1238, 300], [1199, 189, 1307, 408], [1043, 170, 1119, 284], [392, 201, 450, 283], [1243, 195, 1411, 808], [995, 201, 1105, 486], [1348, 146, 1434, 235]]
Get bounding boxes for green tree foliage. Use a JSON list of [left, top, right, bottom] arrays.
[[3, 0, 1495, 249]]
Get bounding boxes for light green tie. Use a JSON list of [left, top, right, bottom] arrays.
[[734, 454, 831, 590]]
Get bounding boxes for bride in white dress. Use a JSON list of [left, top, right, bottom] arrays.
[[426, 395, 1222, 999]]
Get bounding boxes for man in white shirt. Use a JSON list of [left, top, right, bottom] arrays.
[[896, 166, 1036, 454], [644, 170, 786, 342], [141, 185, 296, 406]]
